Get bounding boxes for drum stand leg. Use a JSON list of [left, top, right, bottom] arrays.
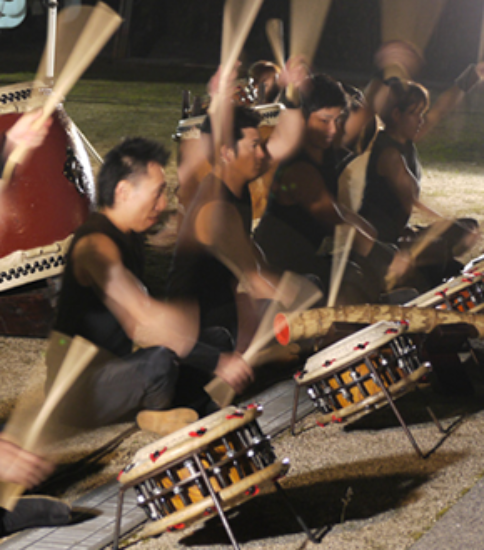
[[113, 486, 126, 550], [291, 384, 300, 436], [192, 452, 241, 550], [364, 358, 426, 459], [274, 481, 324, 544]]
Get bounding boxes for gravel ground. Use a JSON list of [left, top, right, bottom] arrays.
[[0, 338, 483, 550], [1, 163, 484, 549]]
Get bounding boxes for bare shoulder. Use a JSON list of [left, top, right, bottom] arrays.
[[71, 233, 122, 287], [73, 232, 121, 263]]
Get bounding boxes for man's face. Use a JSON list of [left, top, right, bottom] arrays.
[[228, 127, 265, 182], [127, 162, 167, 232], [306, 107, 344, 150]]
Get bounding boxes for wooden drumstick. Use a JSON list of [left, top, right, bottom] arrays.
[[273, 304, 484, 345], [0, 334, 100, 510], [379, 0, 446, 79], [385, 217, 455, 291], [1, 2, 121, 184], [266, 19, 285, 68], [328, 149, 372, 307], [286, 0, 331, 103], [478, 4, 484, 62], [204, 272, 322, 408], [289, 0, 332, 64], [209, 0, 263, 164]]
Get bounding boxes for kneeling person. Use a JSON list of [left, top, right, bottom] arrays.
[[48, 137, 201, 431]]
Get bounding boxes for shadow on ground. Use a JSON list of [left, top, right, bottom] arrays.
[[178, 450, 466, 546]]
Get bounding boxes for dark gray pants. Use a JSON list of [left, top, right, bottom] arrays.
[[51, 346, 179, 428]]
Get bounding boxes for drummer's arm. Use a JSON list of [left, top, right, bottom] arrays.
[[283, 163, 376, 253], [72, 233, 199, 357], [264, 57, 308, 166], [417, 62, 484, 142], [195, 200, 279, 301], [376, 147, 417, 215], [264, 107, 304, 166]]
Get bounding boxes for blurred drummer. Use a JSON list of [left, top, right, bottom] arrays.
[[0, 111, 72, 535], [166, 60, 317, 400]]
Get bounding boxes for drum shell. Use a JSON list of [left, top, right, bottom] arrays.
[[0, 110, 93, 260], [311, 336, 415, 410]]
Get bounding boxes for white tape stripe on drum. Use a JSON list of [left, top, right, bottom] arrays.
[[0, 234, 73, 291]]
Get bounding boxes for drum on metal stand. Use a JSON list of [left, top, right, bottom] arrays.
[[114, 405, 316, 549], [0, 81, 95, 336], [406, 259, 484, 312], [405, 260, 484, 395], [290, 320, 445, 458]]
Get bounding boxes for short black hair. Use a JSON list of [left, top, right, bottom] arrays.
[[300, 73, 349, 119], [97, 137, 170, 208], [201, 104, 262, 147]]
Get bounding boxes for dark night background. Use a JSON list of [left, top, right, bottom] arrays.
[[2, 0, 484, 83]]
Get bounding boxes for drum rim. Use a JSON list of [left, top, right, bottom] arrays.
[[406, 262, 484, 307], [299, 320, 406, 385]]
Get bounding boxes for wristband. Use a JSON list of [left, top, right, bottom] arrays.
[[455, 64, 480, 93]]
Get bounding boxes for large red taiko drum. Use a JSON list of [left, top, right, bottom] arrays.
[[0, 81, 95, 335]]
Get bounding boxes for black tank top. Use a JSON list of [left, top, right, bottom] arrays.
[[359, 131, 421, 246], [54, 212, 145, 357], [166, 174, 252, 335], [262, 147, 347, 248]]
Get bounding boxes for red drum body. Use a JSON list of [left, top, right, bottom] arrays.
[[298, 321, 429, 424], [0, 82, 95, 335]]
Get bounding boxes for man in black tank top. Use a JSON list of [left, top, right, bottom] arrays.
[[49, 137, 251, 431], [167, 106, 283, 395]]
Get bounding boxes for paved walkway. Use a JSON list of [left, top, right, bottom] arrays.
[[409, 475, 484, 550]]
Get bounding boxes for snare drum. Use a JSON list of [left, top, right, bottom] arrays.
[[406, 259, 484, 313], [297, 321, 429, 424], [117, 405, 289, 538]]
